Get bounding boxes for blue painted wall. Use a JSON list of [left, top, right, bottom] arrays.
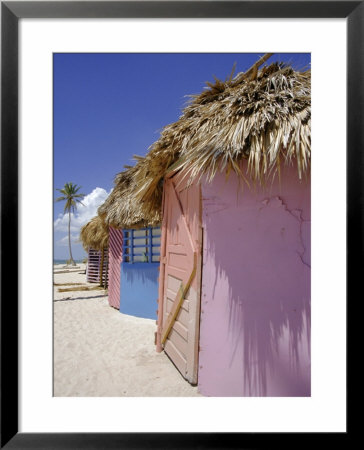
[[120, 263, 159, 319]]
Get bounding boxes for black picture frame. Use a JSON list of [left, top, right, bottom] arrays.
[[1, 1, 358, 448]]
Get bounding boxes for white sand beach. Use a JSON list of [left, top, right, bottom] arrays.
[[53, 264, 201, 397]]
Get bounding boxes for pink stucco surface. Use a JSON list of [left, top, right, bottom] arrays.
[[199, 166, 310, 396]]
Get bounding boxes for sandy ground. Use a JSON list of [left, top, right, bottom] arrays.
[[53, 264, 201, 397]]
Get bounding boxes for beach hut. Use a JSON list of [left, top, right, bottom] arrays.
[[80, 215, 123, 308], [128, 57, 311, 396], [80, 216, 109, 287], [98, 164, 161, 319]]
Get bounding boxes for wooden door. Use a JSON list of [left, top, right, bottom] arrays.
[[159, 172, 202, 384]]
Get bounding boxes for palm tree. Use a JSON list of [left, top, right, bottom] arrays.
[[56, 182, 85, 266]]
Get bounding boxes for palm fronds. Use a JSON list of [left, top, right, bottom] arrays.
[[99, 60, 311, 230], [79, 216, 109, 251], [56, 182, 85, 212]]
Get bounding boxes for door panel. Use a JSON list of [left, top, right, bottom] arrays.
[[160, 173, 202, 384]]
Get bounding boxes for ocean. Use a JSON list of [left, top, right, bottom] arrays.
[[54, 259, 84, 265]]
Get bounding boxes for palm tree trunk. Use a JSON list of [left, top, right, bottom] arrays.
[[68, 211, 75, 265]]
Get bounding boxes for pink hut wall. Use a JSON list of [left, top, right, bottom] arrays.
[[198, 166, 311, 396], [107, 227, 123, 309]]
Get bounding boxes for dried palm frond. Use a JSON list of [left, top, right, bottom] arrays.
[[133, 61, 310, 204], [79, 215, 109, 251], [97, 160, 161, 229], [100, 59, 310, 229]]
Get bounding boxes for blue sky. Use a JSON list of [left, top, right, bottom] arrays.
[[54, 52, 310, 260]]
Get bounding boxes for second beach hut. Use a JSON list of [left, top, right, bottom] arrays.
[[98, 163, 162, 319], [128, 57, 311, 396], [80, 215, 109, 287]]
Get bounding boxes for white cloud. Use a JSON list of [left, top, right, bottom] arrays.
[[54, 187, 111, 235], [56, 233, 80, 247]]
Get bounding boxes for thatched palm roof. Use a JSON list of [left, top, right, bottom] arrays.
[[98, 163, 161, 229], [79, 215, 109, 251], [100, 59, 310, 229]]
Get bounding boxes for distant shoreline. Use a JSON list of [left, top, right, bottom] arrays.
[[54, 259, 85, 265]]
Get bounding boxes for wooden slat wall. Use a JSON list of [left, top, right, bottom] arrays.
[[86, 248, 109, 284], [101, 248, 109, 285], [107, 227, 123, 309]]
